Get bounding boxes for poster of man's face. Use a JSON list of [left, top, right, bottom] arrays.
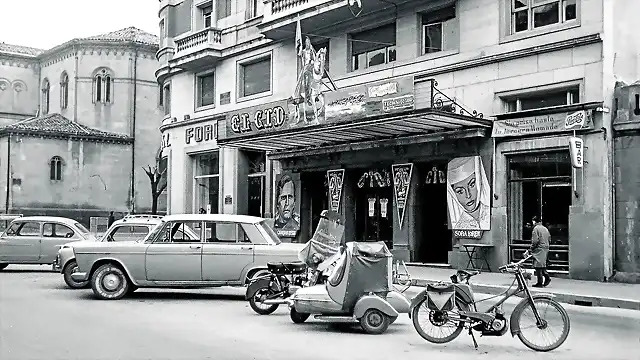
[[274, 173, 301, 237]]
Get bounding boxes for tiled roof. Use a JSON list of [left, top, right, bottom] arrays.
[[0, 42, 45, 57], [81, 27, 159, 46], [0, 113, 132, 141]]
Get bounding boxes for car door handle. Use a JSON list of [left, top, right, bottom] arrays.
[[241, 246, 253, 250], [190, 245, 202, 250]]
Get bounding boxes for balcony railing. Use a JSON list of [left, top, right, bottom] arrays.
[[271, 0, 309, 14], [175, 28, 222, 54]]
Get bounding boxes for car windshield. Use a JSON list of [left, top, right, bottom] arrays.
[[143, 221, 165, 242], [259, 220, 281, 245]]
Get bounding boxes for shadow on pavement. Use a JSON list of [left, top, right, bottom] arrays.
[[75, 291, 245, 302], [287, 321, 406, 335], [0, 269, 55, 273]]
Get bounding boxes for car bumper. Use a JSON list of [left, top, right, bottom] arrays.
[[71, 272, 89, 282]]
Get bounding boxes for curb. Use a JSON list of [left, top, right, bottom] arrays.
[[404, 278, 640, 311]]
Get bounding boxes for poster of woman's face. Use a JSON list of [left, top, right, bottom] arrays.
[[446, 156, 491, 230], [274, 173, 301, 237]]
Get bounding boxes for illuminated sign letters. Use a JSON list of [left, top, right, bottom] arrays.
[[230, 105, 287, 135]]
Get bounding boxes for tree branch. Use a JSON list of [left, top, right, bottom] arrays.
[[157, 182, 168, 195]]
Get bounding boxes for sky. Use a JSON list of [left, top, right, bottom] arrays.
[[0, 0, 160, 49]]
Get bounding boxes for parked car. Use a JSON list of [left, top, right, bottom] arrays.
[[70, 214, 305, 300], [0, 216, 96, 271], [0, 214, 23, 233], [54, 214, 194, 289]]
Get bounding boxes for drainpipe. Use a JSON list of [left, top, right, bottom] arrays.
[[130, 47, 139, 212], [73, 44, 79, 121], [4, 133, 11, 213]]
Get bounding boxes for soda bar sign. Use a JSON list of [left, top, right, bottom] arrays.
[[569, 136, 584, 168], [565, 110, 586, 130]]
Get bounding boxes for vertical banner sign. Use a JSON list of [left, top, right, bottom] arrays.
[[569, 137, 584, 168], [392, 163, 413, 229], [326, 169, 345, 212]]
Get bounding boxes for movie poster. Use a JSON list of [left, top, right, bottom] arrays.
[[273, 173, 301, 238], [446, 156, 491, 231], [326, 169, 345, 212], [392, 163, 413, 229]]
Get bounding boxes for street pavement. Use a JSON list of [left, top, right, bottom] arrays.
[[1, 265, 639, 360]]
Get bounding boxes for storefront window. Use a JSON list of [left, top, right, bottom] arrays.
[[246, 151, 266, 217], [507, 151, 571, 273], [353, 167, 393, 249], [194, 152, 220, 214]]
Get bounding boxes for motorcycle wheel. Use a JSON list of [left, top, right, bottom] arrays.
[[411, 297, 469, 343], [359, 309, 391, 335], [513, 297, 570, 352], [290, 308, 310, 323], [249, 287, 279, 315]]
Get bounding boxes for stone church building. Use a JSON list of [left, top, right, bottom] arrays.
[[0, 27, 166, 224]]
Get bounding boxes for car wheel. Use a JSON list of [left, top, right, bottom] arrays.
[[0, 263, 8, 271], [91, 263, 130, 300], [63, 261, 89, 289], [359, 309, 390, 335]]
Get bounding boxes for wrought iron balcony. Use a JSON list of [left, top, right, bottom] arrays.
[[171, 28, 223, 69]]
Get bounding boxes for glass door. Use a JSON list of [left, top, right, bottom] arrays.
[[354, 168, 393, 249]]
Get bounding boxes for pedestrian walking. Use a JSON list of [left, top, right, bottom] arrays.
[[529, 216, 551, 287], [108, 211, 115, 227]]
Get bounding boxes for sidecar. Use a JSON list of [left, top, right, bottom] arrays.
[[287, 241, 411, 335]]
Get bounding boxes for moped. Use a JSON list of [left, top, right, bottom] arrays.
[[410, 252, 570, 351]]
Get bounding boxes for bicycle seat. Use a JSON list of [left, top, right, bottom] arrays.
[[458, 269, 480, 277]]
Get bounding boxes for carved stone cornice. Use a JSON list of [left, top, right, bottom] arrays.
[[38, 40, 158, 67], [0, 55, 39, 69]]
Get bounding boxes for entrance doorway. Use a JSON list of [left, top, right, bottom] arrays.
[[507, 151, 571, 273], [418, 164, 451, 264], [353, 168, 393, 249], [300, 172, 329, 241]]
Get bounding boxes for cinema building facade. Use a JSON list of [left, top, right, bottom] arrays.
[[156, 0, 625, 281]]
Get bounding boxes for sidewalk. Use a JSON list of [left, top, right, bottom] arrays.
[[402, 265, 640, 311]]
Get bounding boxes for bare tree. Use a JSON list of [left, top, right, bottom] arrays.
[[143, 153, 167, 215]]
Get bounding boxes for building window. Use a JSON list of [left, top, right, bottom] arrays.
[[350, 23, 396, 71], [194, 152, 220, 214], [202, 5, 213, 28], [163, 83, 171, 116], [217, 0, 231, 20], [507, 151, 571, 273], [246, 151, 266, 217], [60, 72, 69, 109], [41, 79, 50, 115], [94, 68, 113, 104], [239, 56, 271, 98], [421, 6, 456, 55], [50, 156, 63, 181], [505, 87, 579, 112], [511, 0, 577, 34], [158, 156, 168, 212], [245, 0, 259, 19], [159, 19, 166, 42], [196, 72, 215, 108]]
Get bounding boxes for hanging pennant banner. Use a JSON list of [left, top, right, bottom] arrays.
[[392, 163, 413, 229], [326, 169, 345, 212]]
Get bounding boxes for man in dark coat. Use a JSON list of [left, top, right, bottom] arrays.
[[529, 216, 551, 287], [107, 211, 115, 227]]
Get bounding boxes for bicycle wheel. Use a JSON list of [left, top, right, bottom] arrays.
[[513, 297, 570, 352], [411, 297, 469, 344]]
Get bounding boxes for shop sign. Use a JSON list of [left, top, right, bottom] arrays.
[[324, 76, 415, 124], [569, 137, 584, 168], [327, 169, 345, 213], [161, 132, 171, 149], [491, 111, 594, 138], [273, 172, 301, 238], [453, 230, 482, 239], [185, 123, 216, 145], [220, 76, 415, 140], [392, 163, 413, 229]]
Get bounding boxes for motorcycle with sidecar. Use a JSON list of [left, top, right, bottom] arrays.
[[285, 241, 411, 335], [245, 210, 344, 315]]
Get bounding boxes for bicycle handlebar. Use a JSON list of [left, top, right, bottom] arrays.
[[498, 253, 533, 272]]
